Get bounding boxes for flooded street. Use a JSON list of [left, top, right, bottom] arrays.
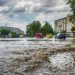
[[0, 38, 75, 75]]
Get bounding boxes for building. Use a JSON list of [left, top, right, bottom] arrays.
[[55, 17, 73, 33], [0, 26, 25, 37]]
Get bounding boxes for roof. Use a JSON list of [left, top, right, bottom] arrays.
[[55, 17, 67, 22]]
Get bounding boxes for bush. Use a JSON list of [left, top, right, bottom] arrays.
[[71, 26, 75, 32], [0, 29, 10, 36], [11, 32, 17, 38]]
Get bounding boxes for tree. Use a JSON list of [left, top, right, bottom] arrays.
[[67, 0, 75, 24], [26, 21, 54, 37], [26, 21, 41, 37], [40, 22, 54, 36], [11, 32, 17, 38], [0, 29, 10, 36], [26, 28, 34, 37]]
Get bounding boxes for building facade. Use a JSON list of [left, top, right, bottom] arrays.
[[55, 17, 73, 33], [0, 26, 25, 37]]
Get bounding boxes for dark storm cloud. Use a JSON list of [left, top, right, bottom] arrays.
[[32, 0, 69, 13], [0, 0, 70, 25], [0, 0, 69, 14], [11, 0, 69, 13], [13, 7, 26, 13], [0, 0, 7, 6]]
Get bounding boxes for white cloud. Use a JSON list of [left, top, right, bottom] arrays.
[[48, 5, 70, 12], [13, 0, 69, 13], [35, 11, 69, 28], [0, 14, 27, 32], [0, 6, 7, 11], [14, 1, 42, 12]]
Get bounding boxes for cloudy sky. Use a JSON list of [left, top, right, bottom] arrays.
[[0, 0, 70, 32]]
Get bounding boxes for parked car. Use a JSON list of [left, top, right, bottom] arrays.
[[46, 33, 53, 38], [56, 33, 66, 39], [35, 33, 43, 38]]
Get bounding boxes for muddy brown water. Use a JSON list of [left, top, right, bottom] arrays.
[[0, 38, 75, 75]]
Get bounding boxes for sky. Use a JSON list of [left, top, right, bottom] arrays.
[[0, 0, 70, 32]]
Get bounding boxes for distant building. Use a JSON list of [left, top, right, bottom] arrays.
[[0, 26, 25, 37], [55, 17, 73, 33]]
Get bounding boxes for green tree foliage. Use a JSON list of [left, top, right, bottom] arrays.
[[26, 21, 41, 37], [0, 29, 10, 36], [67, 0, 75, 24], [11, 32, 17, 38], [26, 21, 54, 37], [26, 28, 34, 37], [40, 22, 54, 36]]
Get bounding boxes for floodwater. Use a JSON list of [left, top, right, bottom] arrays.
[[0, 38, 27, 75], [0, 38, 75, 75]]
